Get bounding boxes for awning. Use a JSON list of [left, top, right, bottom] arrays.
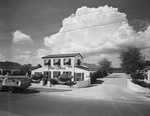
[[44, 59, 51, 65], [64, 58, 69, 63], [54, 59, 60, 65], [44, 59, 49, 64], [64, 58, 71, 65], [47, 59, 51, 65], [54, 59, 59, 63]]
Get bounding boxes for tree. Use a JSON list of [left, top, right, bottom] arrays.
[[97, 58, 112, 73], [119, 46, 144, 74], [21, 64, 33, 75]]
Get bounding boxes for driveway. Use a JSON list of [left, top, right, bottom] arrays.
[[59, 73, 150, 104]]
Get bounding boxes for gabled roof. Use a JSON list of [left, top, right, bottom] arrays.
[[42, 53, 83, 59], [75, 65, 90, 71], [83, 63, 99, 71], [75, 63, 99, 71]]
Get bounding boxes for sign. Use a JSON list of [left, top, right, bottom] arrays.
[[48, 67, 66, 70]]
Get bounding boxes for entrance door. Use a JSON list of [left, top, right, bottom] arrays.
[[44, 71, 51, 80]]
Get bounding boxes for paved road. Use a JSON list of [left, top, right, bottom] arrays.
[[0, 73, 150, 116], [60, 73, 150, 103]]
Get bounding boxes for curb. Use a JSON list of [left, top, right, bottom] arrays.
[[30, 85, 75, 90]]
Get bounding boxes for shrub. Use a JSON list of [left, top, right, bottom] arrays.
[[31, 73, 44, 80], [96, 70, 103, 78], [90, 70, 106, 84], [50, 78, 59, 85], [58, 75, 73, 82], [58, 75, 68, 82], [91, 73, 97, 84], [130, 72, 145, 80], [132, 79, 149, 88], [103, 70, 108, 77], [64, 81, 77, 86]]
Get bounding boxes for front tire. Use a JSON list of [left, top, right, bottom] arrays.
[[0, 86, 4, 91], [8, 87, 14, 94]]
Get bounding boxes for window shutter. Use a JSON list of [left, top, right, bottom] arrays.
[[48, 59, 51, 66], [82, 73, 84, 81]]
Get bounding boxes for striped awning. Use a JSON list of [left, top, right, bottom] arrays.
[[44, 59, 51, 65], [64, 58, 69, 62], [54, 59, 59, 63], [54, 59, 60, 65], [44, 59, 49, 63]]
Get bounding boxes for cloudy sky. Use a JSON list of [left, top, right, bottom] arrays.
[[0, 0, 150, 67]]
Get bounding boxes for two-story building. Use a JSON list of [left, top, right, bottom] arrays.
[[31, 53, 98, 82]]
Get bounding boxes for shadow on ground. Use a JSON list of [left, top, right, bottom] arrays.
[[14, 89, 40, 94], [106, 76, 121, 78], [88, 80, 104, 87], [33, 88, 72, 93], [95, 80, 104, 84]]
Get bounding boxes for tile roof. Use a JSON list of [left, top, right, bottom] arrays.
[[42, 53, 83, 59], [75, 63, 99, 71], [0, 61, 22, 70], [83, 63, 99, 71], [75, 65, 90, 71]]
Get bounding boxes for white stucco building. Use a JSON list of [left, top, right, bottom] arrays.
[[141, 66, 150, 81], [32, 53, 98, 82]]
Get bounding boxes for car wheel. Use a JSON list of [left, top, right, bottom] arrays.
[[8, 87, 14, 94]]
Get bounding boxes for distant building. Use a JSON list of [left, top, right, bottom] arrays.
[[31, 53, 99, 81], [0, 61, 22, 75], [140, 66, 150, 80]]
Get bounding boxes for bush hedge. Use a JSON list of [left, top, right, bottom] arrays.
[[50, 78, 59, 85], [90, 70, 108, 84], [31, 73, 44, 80], [132, 79, 150, 88], [58, 75, 73, 82]]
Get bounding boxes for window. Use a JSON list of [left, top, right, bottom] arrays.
[[64, 58, 71, 66], [47, 59, 51, 65], [35, 72, 42, 75], [54, 59, 60, 66], [3, 70, 11, 75], [77, 59, 81, 65], [82, 73, 84, 81], [53, 71, 61, 77], [44, 59, 51, 66], [74, 73, 84, 81], [12, 71, 20, 75]]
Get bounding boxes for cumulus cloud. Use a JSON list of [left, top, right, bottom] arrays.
[[14, 54, 33, 64], [43, 5, 150, 64], [25, 51, 31, 54], [37, 49, 50, 58], [12, 47, 19, 51], [15, 54, 29, 60], [12, 30, 33, 44]]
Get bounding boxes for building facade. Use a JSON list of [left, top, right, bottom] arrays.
[[32, 53, 98, 81]]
